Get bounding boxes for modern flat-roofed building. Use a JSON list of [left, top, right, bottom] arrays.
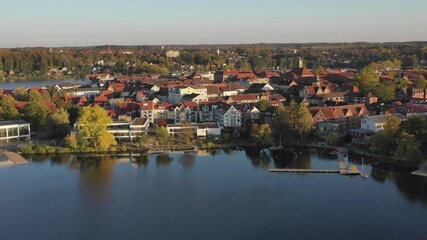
[[167, 122, 221, 138], [74, 117, 149, 142], [0, 120, 31, 143]]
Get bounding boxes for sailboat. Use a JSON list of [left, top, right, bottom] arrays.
[[360, 157, 368, 179], [269, 134, 284, 151]]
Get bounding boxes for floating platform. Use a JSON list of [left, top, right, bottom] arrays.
[[1, 151, 29, 165]]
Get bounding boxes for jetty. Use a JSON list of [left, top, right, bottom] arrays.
[[270, 148, 360, 176], [1, 151, 29, 165]]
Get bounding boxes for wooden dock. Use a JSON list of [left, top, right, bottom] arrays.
[[269, 159, 360, 176], [2, 151, 29, 165], [270, 169, 340, 173]]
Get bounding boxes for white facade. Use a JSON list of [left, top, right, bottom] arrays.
[[168, 86, 207, 104], [167, 122, 221, 138], [360, 114, 405, 133], [215, 105, 242, 127]]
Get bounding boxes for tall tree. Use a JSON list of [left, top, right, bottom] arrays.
[[76, 106, 116, 151], [394, 131, 422, 163], [23, 101, 49, 128], [295, 101, 313, 141], [357, 67, 379, 92], [47, 108, 70, 136], [155, 126, 169, 145]]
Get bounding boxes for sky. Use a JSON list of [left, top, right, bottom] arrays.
[[1, 0, 426, 48]]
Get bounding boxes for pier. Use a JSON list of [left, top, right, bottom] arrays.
[[269, 159, 360, 175], [1, 151, 29, 165]]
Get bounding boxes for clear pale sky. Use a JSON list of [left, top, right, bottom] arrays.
[[1, 0, 426, 48]]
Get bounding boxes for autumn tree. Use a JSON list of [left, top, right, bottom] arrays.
[[76, 105, 116, 151], [413, 75, 427, 89], [0, 95, 20, 120], [28, 89, 44, 102], [155, 126, 169, 145], [14, 86, 27, 101], [294, 102, 313, 141], [273, 100, 313, 142]]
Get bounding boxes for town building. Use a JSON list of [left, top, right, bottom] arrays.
[[166, 122, 221, 138], [0, 120, 31, 143]]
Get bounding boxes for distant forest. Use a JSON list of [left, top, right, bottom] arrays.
[[1, 42, 426, 81]]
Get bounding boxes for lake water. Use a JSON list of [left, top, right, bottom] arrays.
[[0, 79, 90, 89], [0, 148, 426, 240]]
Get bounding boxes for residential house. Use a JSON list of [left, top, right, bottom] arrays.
[[310, 104, 369, 136]]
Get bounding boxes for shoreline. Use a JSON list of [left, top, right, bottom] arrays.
[[14, 140, 422, 170]]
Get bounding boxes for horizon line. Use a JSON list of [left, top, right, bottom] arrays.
[[2, 40, 427, 49]]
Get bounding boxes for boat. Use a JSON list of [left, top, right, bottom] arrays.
[[269, 134, 284, 151], [360, 157, 368, 179]]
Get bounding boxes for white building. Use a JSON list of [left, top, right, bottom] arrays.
[[168, 86, 207, 104], [167, 122, 221, 138], [74, 118, 149, 142], [360, 114, 406, 133], [215, 105, 242, 127], [0, 120, 31, 143]]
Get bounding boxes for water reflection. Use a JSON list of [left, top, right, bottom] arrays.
[[178, 153, 196, 169], [156, 154, 173, 167], [244, 147, 272, 169], [270, 148, 311, 169], [132, 155, 149, 168], [75, 155, 116, 203], [20, 150, 427, 206]]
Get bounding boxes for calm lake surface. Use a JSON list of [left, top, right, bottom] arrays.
[[0, 148, 426, 240], [0, 79, 90, 89]]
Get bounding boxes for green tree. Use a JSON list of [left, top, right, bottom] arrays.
[[257, 99, 270, 112], [357, 67, 379, 92], [371, 83, 395, 103], [76, 106, 116, 151], [399, 116, 427, 149], [325, 133, 339, 146], [394, 131, 422, 163], [47, 108, 70, 136], [370, 116, 401, 155], [23, 101, 49, 128]]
